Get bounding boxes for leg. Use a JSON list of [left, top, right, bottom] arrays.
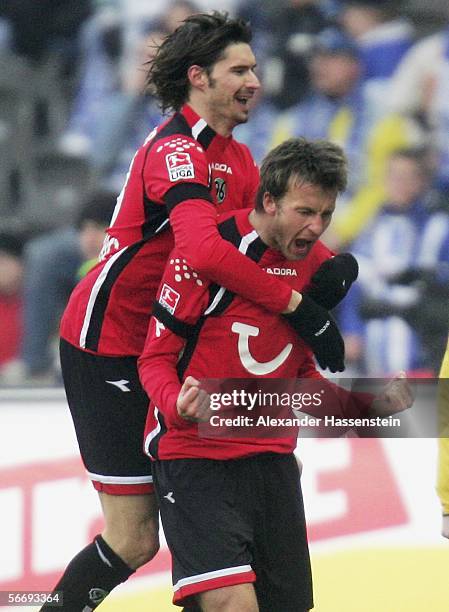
[[252, 454, 313, 612], [41, 494, 159, 611], [41, 342, 156, 610], [198, 583, 258, 612], [99, 492, 159, 569]]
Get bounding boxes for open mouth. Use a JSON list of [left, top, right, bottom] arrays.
[[294, 239, 312, 250], [235, 95, 251, 107]]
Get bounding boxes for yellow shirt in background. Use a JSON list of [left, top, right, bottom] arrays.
[[437, 337, 449, 515]]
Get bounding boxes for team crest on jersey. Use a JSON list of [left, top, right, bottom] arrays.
[[159, 283, 180, 314], [166, 152, 195, 181], [214, 177, 227, 203]]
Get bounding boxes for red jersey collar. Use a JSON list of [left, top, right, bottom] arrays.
[[181, 104, 232, 147], [231, 208, 284, 265]]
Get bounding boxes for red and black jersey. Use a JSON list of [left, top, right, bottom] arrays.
[[60, 105, 293, 356], [139, 208, 372, 461]]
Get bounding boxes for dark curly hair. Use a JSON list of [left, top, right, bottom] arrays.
[[256, 138, 348, 211], [146, 11, 252, 113]]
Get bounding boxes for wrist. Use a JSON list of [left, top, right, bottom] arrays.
[[284, 290, 302, 314]]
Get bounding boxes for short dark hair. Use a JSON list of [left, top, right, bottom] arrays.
[[146, 11, 252, 113], [76, 191, 116, 229], [256, 138, 348, 211], [0, 232, 23, 258]]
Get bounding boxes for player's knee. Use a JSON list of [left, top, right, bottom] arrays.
[[134, 538, 159, 567], [114, 534, 159, 569], [103, 517, 159, 569], [122, 520, 160, 568]]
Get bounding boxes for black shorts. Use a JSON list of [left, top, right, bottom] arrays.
[[153, 452, 313, 611], [60, 338, 153, 494]]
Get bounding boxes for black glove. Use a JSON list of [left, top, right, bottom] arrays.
[[283, 294, 345, 372], [307, 253, 359, 310]]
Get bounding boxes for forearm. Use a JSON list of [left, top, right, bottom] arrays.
[[170, 200, 293, 313], [138, 341, 184, 428]]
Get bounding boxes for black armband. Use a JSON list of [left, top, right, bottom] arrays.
[[164, 183, 213, 213], [152, 301, 198, 339]]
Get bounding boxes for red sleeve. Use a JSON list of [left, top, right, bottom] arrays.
[[138, 252, 211, 427], [138, 322, 185, 429], [169, 199, 292, 313]]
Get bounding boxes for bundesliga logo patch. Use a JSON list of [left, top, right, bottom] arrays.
[[166, 152, 195, 181], [159, 283, 181, 314]]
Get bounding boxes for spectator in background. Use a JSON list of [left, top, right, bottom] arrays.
[[0, 15, 12, 50], [160, 0, 199, 32], [263, 0, 330, 110], [339, 0, 414, 85], [59, 1, 199, 190], [431, 28, 449, 196], [90, 26, 164, 191], [0, 0, 91, 70], [75, 193, 117, 278], [272, 28, 366, 183], [10, 191, 116, 385], [58, 6, 128, 158], [0, 233, 24, 382], [388, 7, 449, 197], [272, 27, 418, 247], [338, 147, 449, 376], [320, 0, 343, 20], [388, 12, 448, 122], [235, 0, 278, 63]]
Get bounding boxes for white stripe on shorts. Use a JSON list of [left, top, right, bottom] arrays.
[[173, 564, 253, 593], [86, 472, 153, 485]]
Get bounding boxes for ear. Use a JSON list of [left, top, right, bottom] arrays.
[[262, 192, 277, 216], [187, 64, 208, 91]]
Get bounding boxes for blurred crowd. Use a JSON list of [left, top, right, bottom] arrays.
[[0, 0, 448, 385]]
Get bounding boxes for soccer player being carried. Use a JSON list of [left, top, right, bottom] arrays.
[[139, 138, 414, 612], [46, 13, 351, 612]]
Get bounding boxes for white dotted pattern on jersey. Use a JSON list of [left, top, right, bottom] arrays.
[[156, 139, 203, 154], [169, 258, 203, 286]]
